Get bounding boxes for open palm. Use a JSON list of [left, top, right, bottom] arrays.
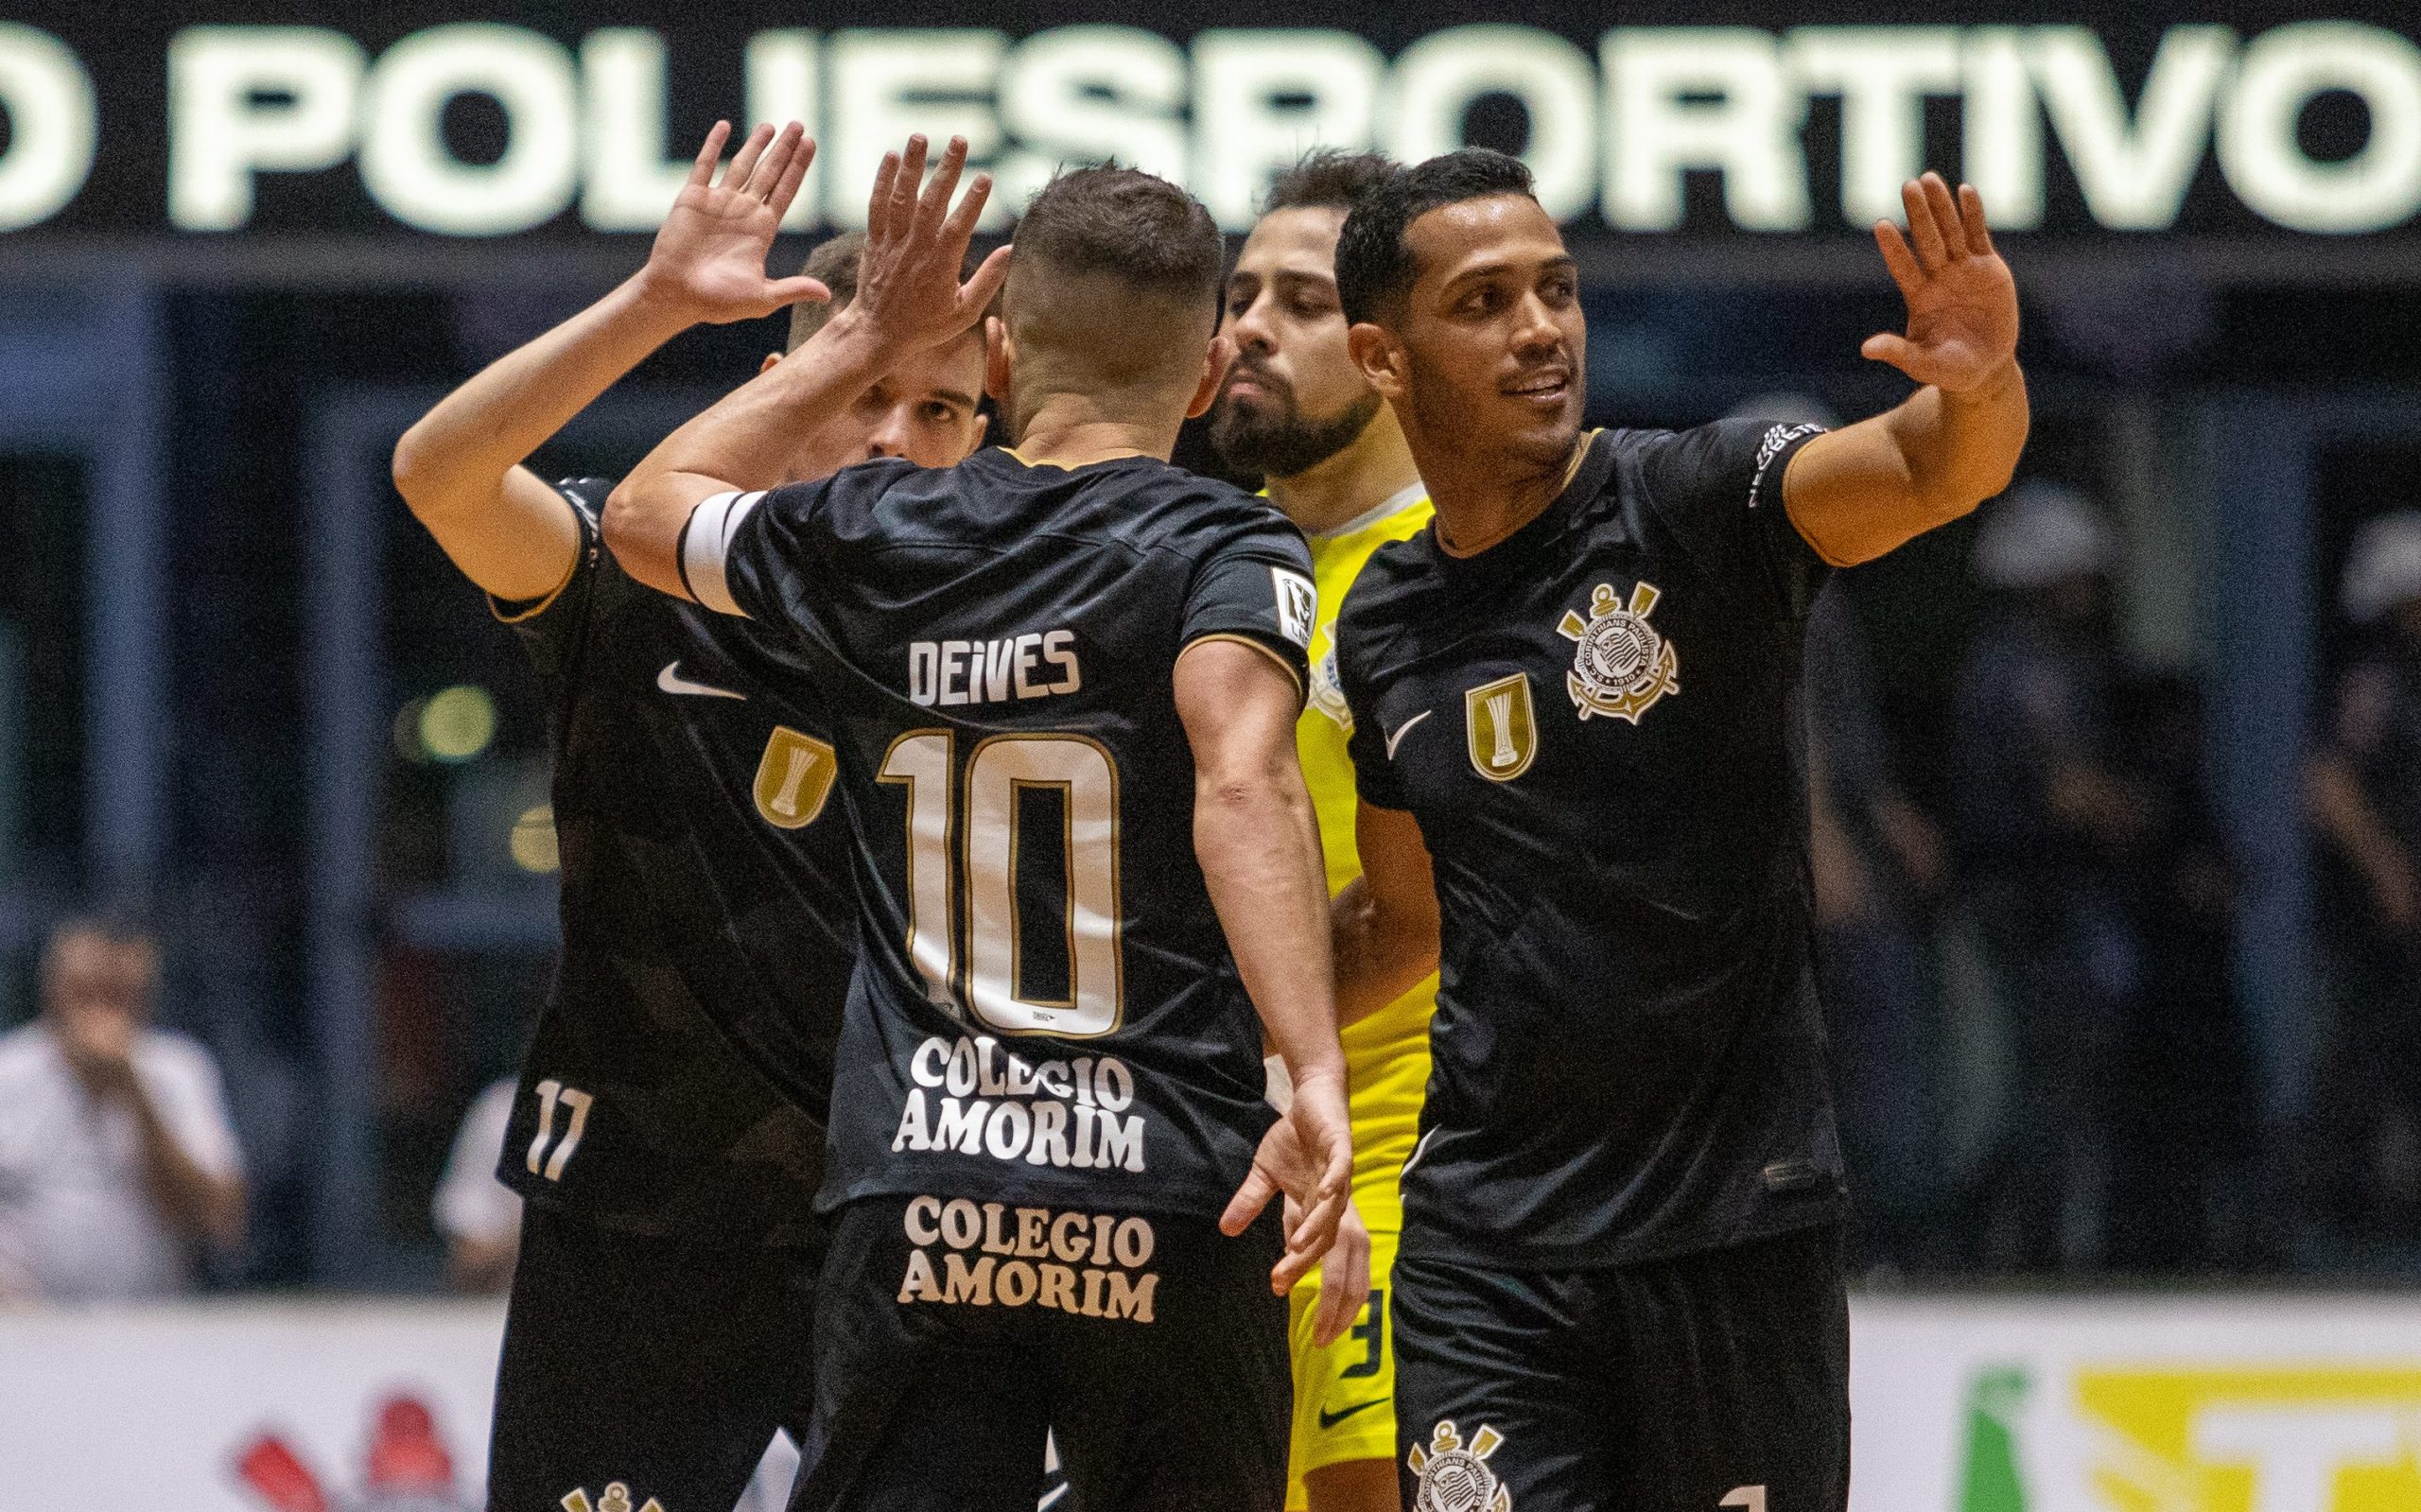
[[1863, 172, 2020, 395], [644, 121, 827, 325]]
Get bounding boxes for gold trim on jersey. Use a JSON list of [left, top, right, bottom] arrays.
[[1181, 633, 1307, 703]]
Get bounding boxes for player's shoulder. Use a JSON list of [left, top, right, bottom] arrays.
[[1332, 528, 1439, 669]]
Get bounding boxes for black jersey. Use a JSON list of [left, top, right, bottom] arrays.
[[1334, 422, 1846, 1269], [684, 447, 1315, 1222], [494, 478, 854, 1242]]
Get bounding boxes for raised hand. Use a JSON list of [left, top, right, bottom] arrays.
[[640, 121, 827, 325], [1862, 172, 2020, 395], [844, 134, 1015, 356]]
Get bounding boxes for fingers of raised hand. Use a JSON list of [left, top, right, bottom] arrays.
[[1861, 331, 1920, 373], [1922, 173, 1965, 259], [941, 165, 993, 247], [770, 134, 816, 218], [916, 136, 970, 235], [1872, 219, 1924, 297], [688, 121, 731, 188], [723, 123, 775, 195], [1958, 182, 1997, 258], [889, 135, 931, 240], [1902, 175, 1950, 272], [744, 123, 806, 201], [866, 151, 902, 242]]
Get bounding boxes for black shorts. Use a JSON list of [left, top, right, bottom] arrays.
[[788, 1194, 1290, 1512], [486, 1202, 824, 1512], [1392, 1223, 1849, 1512]]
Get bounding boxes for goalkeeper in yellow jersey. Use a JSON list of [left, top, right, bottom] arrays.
[[1209, 150, 1434, 1512]]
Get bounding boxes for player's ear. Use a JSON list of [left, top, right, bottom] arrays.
[[1348, 322, 1406, 403], [760, 352, 782, 375], [1185, 332, 1234, 421], [984, 316, 1012, 404]]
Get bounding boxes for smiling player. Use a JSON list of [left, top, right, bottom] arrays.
[[1326, 150, 2029, 1511]]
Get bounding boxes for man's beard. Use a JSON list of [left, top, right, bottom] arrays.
[[1209, 377, 1382, 480]]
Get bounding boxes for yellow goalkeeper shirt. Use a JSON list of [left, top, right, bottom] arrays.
[[1298, 482, 1438, 1215]]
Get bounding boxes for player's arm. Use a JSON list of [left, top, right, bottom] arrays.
[[1331, 800, 1440, 1030], [604, 133, 1009, 600], [1783, 172, 2029, 568], [392, 122, 824, 601], [1176, 637, 1365, 1339]]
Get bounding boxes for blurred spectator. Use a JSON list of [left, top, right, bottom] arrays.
[[0, 914, 247, 1301], [1804, 585, 1958, 1272], [2307, 511, 2421, 1252], [1951, 482, 2140, 1271], [433, 1077, 521, 1293]]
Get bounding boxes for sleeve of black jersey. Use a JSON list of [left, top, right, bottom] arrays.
[[489, 477, 608, 701], [1177, 513, 1317, 705], [1636, 418, 1833, 617], [674, 475, 842, 642], [1334, 595, 1411, 812]]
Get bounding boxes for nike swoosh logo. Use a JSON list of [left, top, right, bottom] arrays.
[[1383, 709, 1432, 759], [1317, 1398, 1390, 1429], [657, 661, 746, 701]]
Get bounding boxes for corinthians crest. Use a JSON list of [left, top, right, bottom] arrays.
[[1559, 580, 1679, 723], [1408, 1419, 1513, 1512]]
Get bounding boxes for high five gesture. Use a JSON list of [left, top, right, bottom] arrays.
[[1780, 170, 2029, 566], [1861, 171, 2022, 396], [639, 120, 827, 325], [828, 133, 1015, 357]]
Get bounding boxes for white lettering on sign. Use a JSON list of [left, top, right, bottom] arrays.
[[11, 19, 2405, 238], [0, 24, 96, 232]]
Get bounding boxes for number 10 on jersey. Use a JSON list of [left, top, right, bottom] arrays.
[[880, 732, 1124, 1038]]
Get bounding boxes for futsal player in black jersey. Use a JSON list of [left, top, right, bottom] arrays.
[[1324, 152, 2029, 1511], [605, 136, 1364, 1512], [392, 122, 990, 1512]]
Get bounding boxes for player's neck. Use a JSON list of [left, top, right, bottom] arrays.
[[1266, 419, 1422, 538], [1009, 393, 1182, 470], [1424, 429, 1592, 559]]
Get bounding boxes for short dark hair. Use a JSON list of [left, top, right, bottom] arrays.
[[1334, 149, 1537, 327], [1015, 165, 1222, 297], [1263, 149, 1396, 217], [1004, 165, 1224, 390], [786, 232, 994, 353]]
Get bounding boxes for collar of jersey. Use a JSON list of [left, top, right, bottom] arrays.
[[993, 444, 1156, 473], [1431, 428, 1613, 577], [1312, 479, 1431, 543]]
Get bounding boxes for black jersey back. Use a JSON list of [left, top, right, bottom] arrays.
[[688, 447, 1315, 1221], [1334, 423, 1846, 1269], [495, 479, 854, 1241]]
